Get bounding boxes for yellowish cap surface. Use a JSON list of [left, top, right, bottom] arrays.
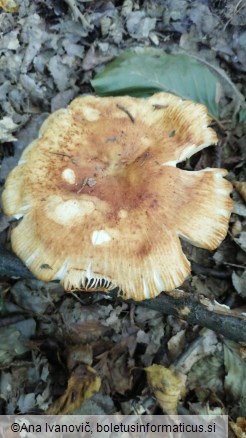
[[2, 93, 233, 300]]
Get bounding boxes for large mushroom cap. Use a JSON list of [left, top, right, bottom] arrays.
[[2, 93, 233, 300]]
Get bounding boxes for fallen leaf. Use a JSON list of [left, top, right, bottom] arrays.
[[126, 11, 156, 40], [232, 271, 246, 297], [17, 393, 36, 414], [66, 344, 93, 370], [233, 203, 246, 217], [175, 329, 218, 374], [233, 181, 246, 203], [47, 364, 101, 414], [96, 341, 134, 395], [91, 48, 221, 117], [0, 0, 18, 13], [224, 341, 246, 417], [230, 417, 246, 438], [234, 232, 246, 253], [145, 364, 186, 414], [187, 352, 224, 402], [167, 329, 186, 360], [0, 320, 36, 367], [189, 402, 224, 416], [240, 109, 246, 122], [67, 320, 112, 344], [0, 117, 18, 142]]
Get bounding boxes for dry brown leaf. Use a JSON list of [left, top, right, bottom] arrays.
[[66, 344, 93, 370], [96, 341, 134, 395], [0, 0, 18, 12], [233, 181, 246, 203], [47, 364, 101, 414], [167, 329, 186, 361], [145, 364, 186, 414], [230, 417, 246, 438], [231, 220, 242, 237], [68, 320, 111, 343]]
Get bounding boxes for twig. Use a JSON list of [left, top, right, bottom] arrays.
[[152, 104, 168, 110], [0, 315, 27, 328], [223, 262, 246, 270], [64, 0, 92, 29], [190, 261, 232, 279], [223, 0, 244, 31], [77, 177, 97, 193], [113, 290, 246, 344], [49, 152, 72, 158], [1, 245, 245, 343], [77, 177, 88, 194], [116, 104, 135, 123]]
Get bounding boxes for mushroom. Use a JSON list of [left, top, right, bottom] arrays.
[[2, 93, 233, 301]]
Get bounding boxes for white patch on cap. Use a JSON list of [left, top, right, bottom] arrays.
[[171, 271, 180, 287], [153, 269, 164, 291], [214, 170, 227, 177], [82, 106, 100, 121], [91, 230, 111, 245], [18, 159, 27, 165], [217, 208, 230, 218], [21, 204, 31, 211], [62, 168, 76, 184], [13, 213, 24, 219], [25, 249, 39, 266], [142, 279, 150, 299], [179, 144, 197, 161], [162, 160, 177, 167], [142, 137, 151, 147], [203, 168, 214, 172], [118, 209, 128, 219], [86, 262, 93, 280], [178, 232, 190, 242], [180, 259, 190, 277], [216, 188, 230, 196], [55, 201, 81, 222], [55, 260, 69, 280], [13, 205, 31, 218], [47, 197, 95, 225]]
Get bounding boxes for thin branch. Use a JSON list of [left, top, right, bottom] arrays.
[[116, 104, 135, 123], [113, 290, 246, 344], [190, 260, 232, 279], [0, 245, 245, 343]]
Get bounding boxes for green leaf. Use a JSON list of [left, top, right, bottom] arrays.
[[91, 48, 220, 118], [239, 108, 246, 122], [187, 353, 224, 401], [224, 341, 246, 417]]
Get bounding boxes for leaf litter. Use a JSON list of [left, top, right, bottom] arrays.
[[0, 0, 245, 428]]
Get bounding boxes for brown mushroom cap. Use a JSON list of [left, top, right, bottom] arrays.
[[2, 93, 233, 300]]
